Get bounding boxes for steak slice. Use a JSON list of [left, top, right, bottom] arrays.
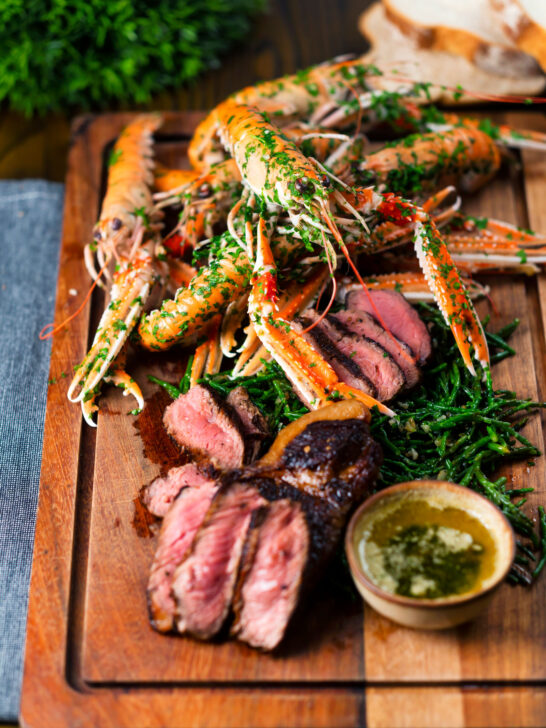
[[147, 478, 218, 632], [346, 289, 431, 364], [227, 416, 382, 650], [301, 312, 404, 401], [142, 463, 216, 518], [333, 309, 421, 389], [171, 482, 267, 639], [231, 499, 309, 651], [163, 384, 247, 468], [227, 386, 269, 460], [324, 314, 405, 400], [296, 313, 377, 397], [228, 476, 350, 650]]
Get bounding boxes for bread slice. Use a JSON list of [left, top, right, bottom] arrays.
[[383, 0, 541, 78], [489, 0, 546, 71], [358, 3, 545, 103]]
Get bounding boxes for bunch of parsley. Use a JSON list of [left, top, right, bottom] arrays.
[[0, 0, 265, 116]]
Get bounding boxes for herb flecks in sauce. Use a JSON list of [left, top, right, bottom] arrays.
[[359, 500, 497, 599]]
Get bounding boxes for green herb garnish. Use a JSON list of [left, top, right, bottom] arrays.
[[2, 0, 265, 116]]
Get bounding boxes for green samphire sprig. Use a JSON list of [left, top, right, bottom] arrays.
[[150, 304, 546, 584], [370, 304, 545, 584]]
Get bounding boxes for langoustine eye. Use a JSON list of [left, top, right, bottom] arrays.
[[295, 177, 313, 195]]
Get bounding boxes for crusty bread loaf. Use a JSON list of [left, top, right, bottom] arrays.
[[489, 0, 546, 71], [383, 0, 540, 78], [358, 3, 545, 103]]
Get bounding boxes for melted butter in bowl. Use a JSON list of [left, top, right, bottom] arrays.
[[358, 499, 498, 599], [346, 481, 515, 629]]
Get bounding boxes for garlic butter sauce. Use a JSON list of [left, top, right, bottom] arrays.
[[355, 496, 497, 599]]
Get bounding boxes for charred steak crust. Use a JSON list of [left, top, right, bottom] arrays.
[[227, 387, 269, 439], [275, 418, 383, 506], [227, 386, 270, 461], [280, 418, 368, 472]]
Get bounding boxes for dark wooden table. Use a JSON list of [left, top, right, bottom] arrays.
[[0, 0, 371, 182]]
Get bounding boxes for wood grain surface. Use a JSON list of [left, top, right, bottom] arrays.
[[19, 110, 546, 728]]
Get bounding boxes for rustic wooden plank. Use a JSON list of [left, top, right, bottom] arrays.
[[366, 687, 464, 728], [80, 121, 364, 683], [364, 131, 546, 682], [22, 687, 363, 728], [366, 686, 546, 728], [515, 111, 546, 376]]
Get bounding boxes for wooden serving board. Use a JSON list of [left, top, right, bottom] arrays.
[[21, 112, 546, 727]]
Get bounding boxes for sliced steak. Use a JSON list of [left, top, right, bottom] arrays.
[[227, 386, 269, 460], [149, 405, 382, 650], [147, 478, 218, 632], [333, 309, 421, 389], [228, 476, 354, 650], [346, 289, 431, 364], [300, 311, 404, 401], [142, 463, 216, 518], [296, 313, 377, 397], [324, 314, 404, 400], [227, 416, 382, 650], [163, 383, 247, 468], [231, 499, 309, 650], [171, 482, 267, 639]]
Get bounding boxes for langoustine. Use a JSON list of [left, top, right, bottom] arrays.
[[64, 59, 546, 425]]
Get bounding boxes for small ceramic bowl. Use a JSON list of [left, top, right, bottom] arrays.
[[345, 480, 515, 630]]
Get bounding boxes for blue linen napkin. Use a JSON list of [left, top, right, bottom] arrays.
[[0, 180, 64, 721]]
